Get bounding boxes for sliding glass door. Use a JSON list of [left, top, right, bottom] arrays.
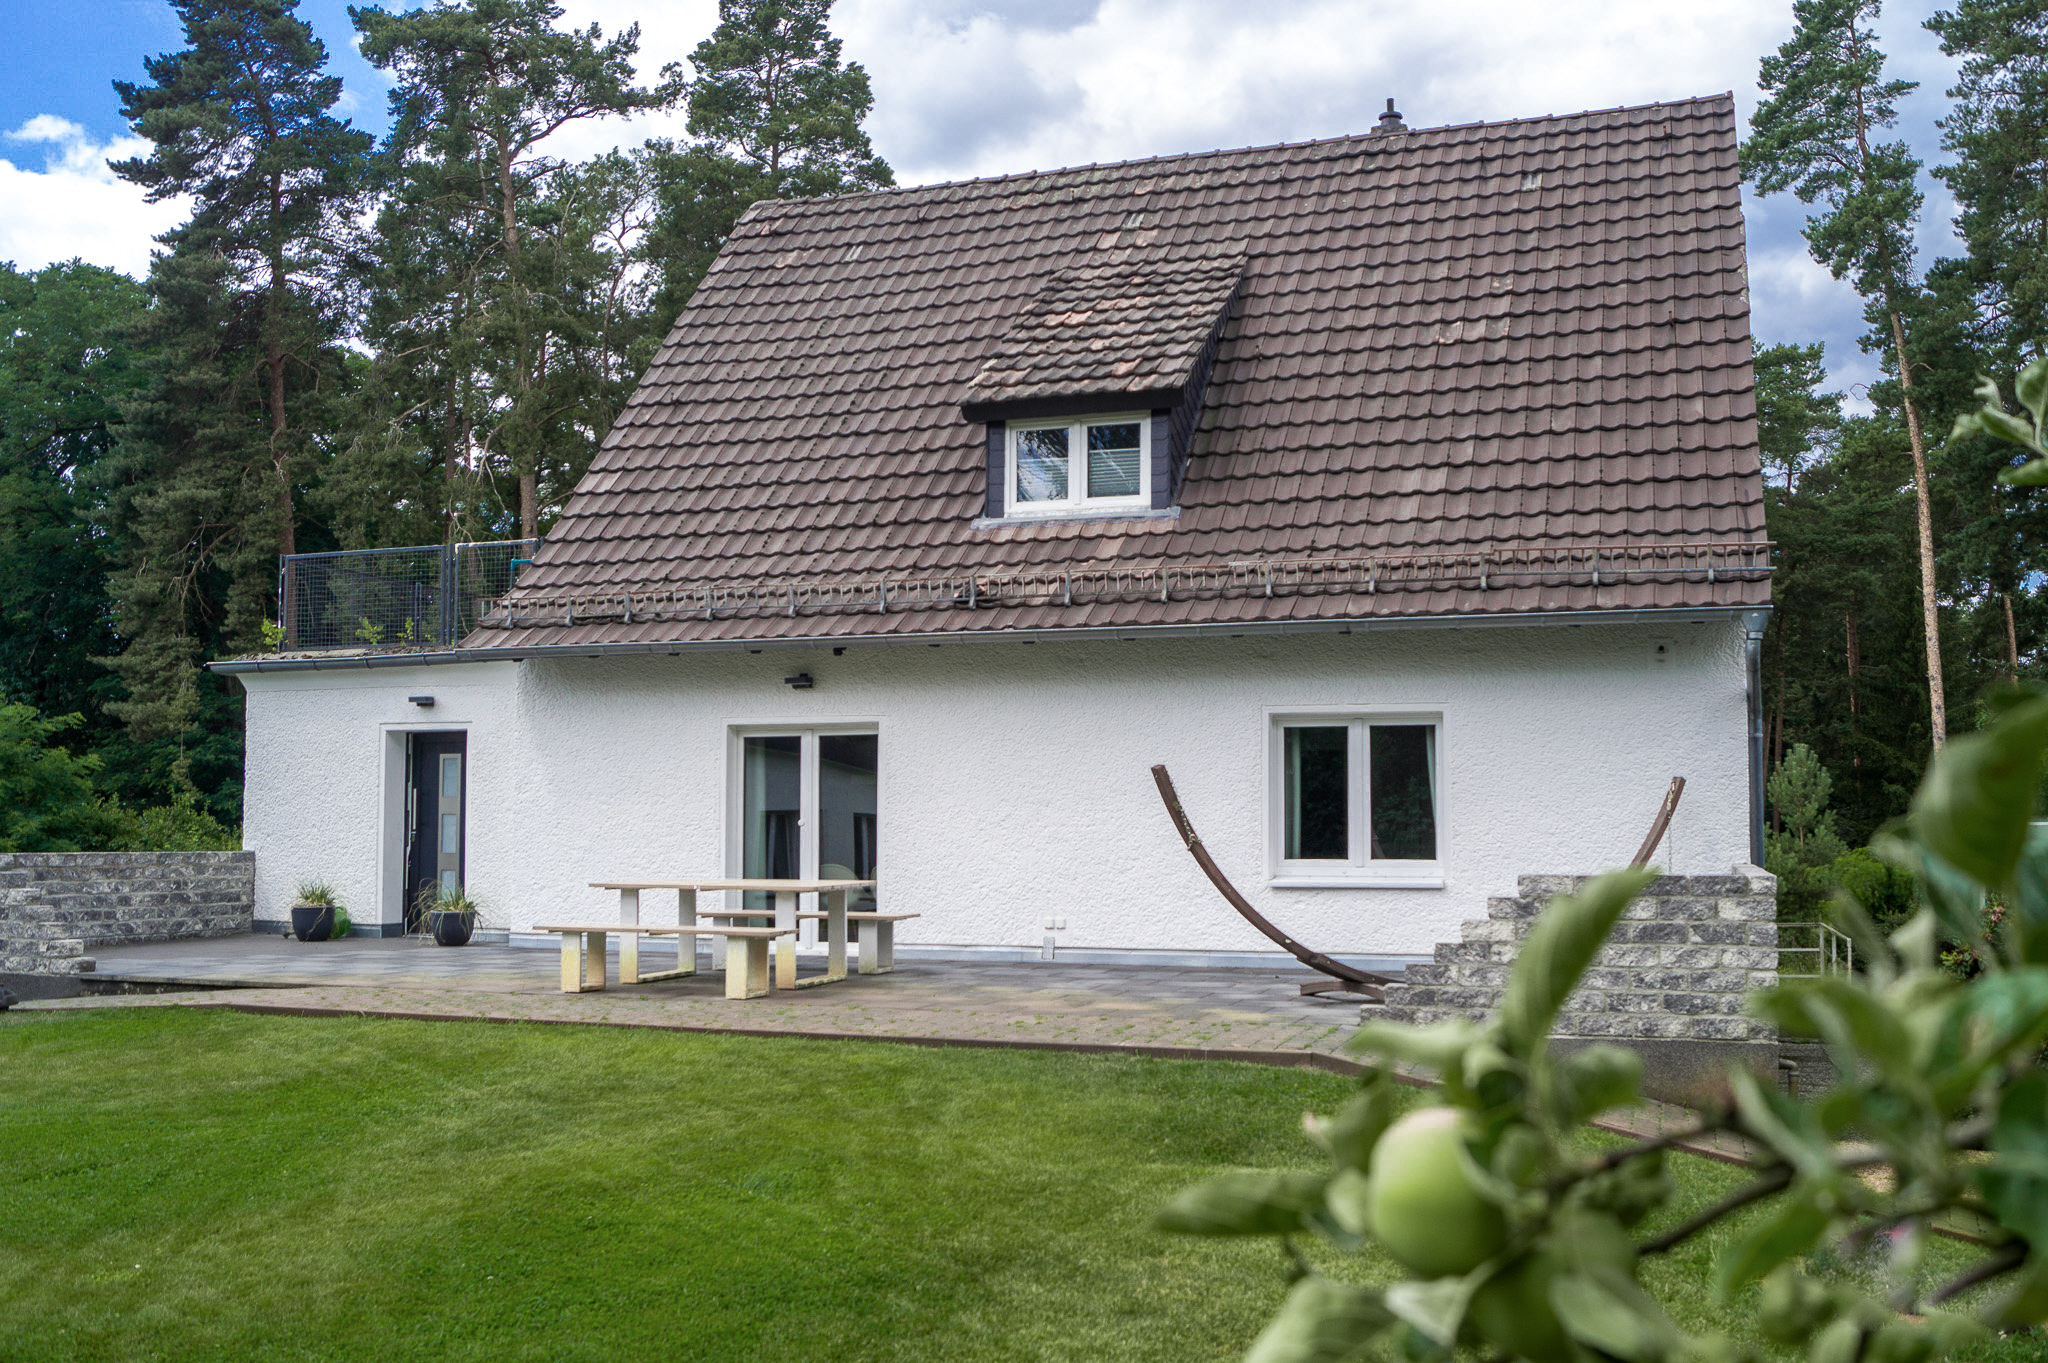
[[738, 729, 878, 919]]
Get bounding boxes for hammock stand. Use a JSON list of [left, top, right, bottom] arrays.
[[1150, 765, 1686, 1001]]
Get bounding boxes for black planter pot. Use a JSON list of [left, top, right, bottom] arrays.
[[430, 911, 475, 947], [291, 904, 335, 942]]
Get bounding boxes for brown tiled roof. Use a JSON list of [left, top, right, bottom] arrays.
[[473, 94, 1768, 651], [959, 248, 1246, 417]]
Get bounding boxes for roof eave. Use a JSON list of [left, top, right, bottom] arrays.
[[209, 602, 1771, 676]]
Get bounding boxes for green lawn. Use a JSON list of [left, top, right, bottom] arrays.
[[0, 1007, 2033, 1361]]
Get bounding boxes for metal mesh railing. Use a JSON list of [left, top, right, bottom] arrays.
[[280, 540, 539, 651]]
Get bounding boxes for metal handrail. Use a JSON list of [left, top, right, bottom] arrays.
[[1778, 920, 1854, 978]]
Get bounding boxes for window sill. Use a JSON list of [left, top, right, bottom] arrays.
[[970, 507, 1179, 530], [1268, 875, 1446, 890]]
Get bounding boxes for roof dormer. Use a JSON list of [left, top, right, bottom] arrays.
[[962, 248, 1245, 520]]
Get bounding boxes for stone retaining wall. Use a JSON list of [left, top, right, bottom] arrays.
[[0, 852, 254, 974], [1367, 868, 1778, 1101]]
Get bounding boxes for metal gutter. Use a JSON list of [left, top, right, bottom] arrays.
[[210, 603, 1765, 676]]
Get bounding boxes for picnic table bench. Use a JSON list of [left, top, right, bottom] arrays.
[[797, 910, 919, 975], [576, 877, 880, 995], [693, 906, 922, 976], [532, 922, 795, 999]]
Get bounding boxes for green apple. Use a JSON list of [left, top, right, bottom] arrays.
[[1365, 1106, 1507, 1278]]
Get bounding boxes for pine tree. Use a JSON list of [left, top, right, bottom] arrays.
[[353, 0, 682, 540], [647, 0, 892, 312], [112, 0, 371, 562], [100, 0, 368, 803], [1742, 0, 1951, 745], [1927, 0, 2048, 363], [685, 0, 892, 198]]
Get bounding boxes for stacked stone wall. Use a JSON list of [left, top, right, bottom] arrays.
[[1370, 869, 1778, 1044], [0, 852, 254, 974]]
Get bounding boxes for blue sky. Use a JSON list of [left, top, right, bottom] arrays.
[[0, 0, 1973, 407]]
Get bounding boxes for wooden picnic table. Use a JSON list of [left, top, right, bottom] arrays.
[[586, 878, 879, 993]]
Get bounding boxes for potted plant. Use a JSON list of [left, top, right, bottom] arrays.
[[290, 881, 342, 942], [424, 884, 479, 947]]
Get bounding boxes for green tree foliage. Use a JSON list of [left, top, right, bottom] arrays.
[[0, 705, 132, 852], [352, 0, 682, 540], [1927, 1, 2048, 363], [112, 0, 372, 562], [1744, 0, 1952, 745], [1160, 679, 2048, 1362], [99, 0, 369, 810], [0, 262, 147, 738], [1766, 742, 1849, 869], [645, 0, 893, 313]]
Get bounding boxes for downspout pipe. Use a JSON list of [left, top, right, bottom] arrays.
[[1742, 608, 1770, 867]]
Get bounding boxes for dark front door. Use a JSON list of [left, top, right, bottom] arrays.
[[405, 732, 467, 931]]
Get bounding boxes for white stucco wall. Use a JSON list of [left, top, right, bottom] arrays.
[[236, 620, 1752, 959]]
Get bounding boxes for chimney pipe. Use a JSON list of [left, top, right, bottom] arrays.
[[1375, 98, 1406, 134]]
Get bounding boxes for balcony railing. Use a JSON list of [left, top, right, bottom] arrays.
[[279, 540, 538, 651]]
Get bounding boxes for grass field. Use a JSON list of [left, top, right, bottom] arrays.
[[0, 1007, 2034, 1361]]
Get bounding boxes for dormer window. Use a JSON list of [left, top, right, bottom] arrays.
[[960, 247, 1247, 525], [1007, 414, 1151, 516]]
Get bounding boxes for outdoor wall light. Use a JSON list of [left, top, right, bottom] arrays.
[[408, 695, 435, 707], [783, 673, 815, 690]]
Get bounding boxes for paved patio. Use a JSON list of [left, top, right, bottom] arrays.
[[14, 933, 1800, 1174], [32, 933, 1364, 1062]]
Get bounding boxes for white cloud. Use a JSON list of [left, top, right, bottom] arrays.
[[0, 116, 186, 279]]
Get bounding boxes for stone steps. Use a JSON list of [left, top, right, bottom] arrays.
[[1362, 869, 1779, 1046]]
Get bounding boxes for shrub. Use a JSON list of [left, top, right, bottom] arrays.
[[0, 703, 132, 852]]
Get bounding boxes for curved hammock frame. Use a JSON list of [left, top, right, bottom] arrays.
[[1150, 765, 1686, 1000]]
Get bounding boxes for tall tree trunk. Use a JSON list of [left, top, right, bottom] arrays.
[[2006, 591, 2021, 678], [1890, 307, 1945, 747], [497, 143, 538, 541], [1846, 608, 1862, 770], [267, 172, 295, 559]]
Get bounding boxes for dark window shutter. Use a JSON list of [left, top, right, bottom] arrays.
[[985, 421, 1006, 518]]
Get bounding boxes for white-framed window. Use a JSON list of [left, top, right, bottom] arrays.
[[1269, 714, 1443, 887], [1005, 412, 1150, 517]]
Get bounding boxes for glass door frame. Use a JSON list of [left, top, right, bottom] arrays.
[[725, 723, 880, 942]]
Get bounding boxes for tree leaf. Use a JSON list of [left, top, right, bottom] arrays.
[[1155, 1170, 1330, 1236], [1907, 693, 2048, 891], [1715, 1189, 1832, 1298], [1548, 1272, 1667, 1362], [1979, 1072, 2048, 1250], [1998, 456, 2048, 486], [1243, 1277, 1391, 1363], [1382, 1276, 1474, 1346], [1547, 1043, 1644, 1125], [1971, 406, 2044, 453], [2004, 824, 2048, 966], [1306, 1079, 1398, 1172], [1347, 1018, 1480, 1073], [2015, 355, 2048, 427], [1497, 869, 1656, 1057]]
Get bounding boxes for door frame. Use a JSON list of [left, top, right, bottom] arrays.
[[377, 722, 471, 934], [724, 722, 880, 936], [405, 731, 470, 932]]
